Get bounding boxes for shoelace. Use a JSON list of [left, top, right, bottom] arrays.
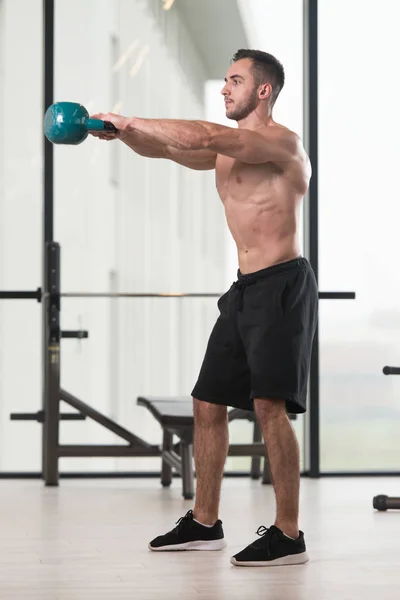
[[251, 526, 275, 554], [174, 510, 194, 533]]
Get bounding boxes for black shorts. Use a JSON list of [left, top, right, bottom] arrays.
[[191, 257, 318, 414]]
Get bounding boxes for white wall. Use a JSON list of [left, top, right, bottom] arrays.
[[0, 0, 226, 472]]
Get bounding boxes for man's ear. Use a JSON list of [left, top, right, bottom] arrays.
[[259, 83, 272, 99]]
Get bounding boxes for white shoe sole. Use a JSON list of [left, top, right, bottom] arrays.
[[230, 551, 309, 567], [149, 539, 227, 552]]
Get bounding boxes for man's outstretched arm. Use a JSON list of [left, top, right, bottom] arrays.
[[90, 113, 216, 171], [126, 117, 298, 166]]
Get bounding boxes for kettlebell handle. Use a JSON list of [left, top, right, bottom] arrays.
[[86, 119, 117, 133]]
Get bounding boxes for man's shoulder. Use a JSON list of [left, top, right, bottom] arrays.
[[261, 123, 300, 144], [265, 125, 309, 163]]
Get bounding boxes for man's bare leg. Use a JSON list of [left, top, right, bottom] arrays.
[[192, 398, 229, 525], [254, 398, 300, 539]]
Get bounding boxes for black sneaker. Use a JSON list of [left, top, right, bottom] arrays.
[[148, 510, 227, 552], [230, 525, 309, 567]]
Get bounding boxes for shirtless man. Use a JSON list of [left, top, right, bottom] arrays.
[[90, 49, 318, 567]]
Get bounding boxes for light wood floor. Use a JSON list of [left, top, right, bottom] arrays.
[[0, 476, 399, 599]]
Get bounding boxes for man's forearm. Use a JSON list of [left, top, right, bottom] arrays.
[[125, 117, 229, 152], [121, 128, 168, 158]]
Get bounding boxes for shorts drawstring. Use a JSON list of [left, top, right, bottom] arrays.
[[233, 277, 257, 311], [232, 258, 307, 312]]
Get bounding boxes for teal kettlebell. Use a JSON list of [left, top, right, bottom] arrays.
[[44, 101, 117, 145]]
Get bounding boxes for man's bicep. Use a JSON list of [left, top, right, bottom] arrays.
[[207, 129, 297, 165], [166, 146, 217, 170]]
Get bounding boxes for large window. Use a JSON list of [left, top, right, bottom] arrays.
[[319, 0, 400, 471], [0, 0, 43, 471]]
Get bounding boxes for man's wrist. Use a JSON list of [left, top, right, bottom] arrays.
[[126, 116, 140, 133]]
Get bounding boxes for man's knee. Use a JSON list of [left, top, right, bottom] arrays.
[[193, 397, 227, 426], [254, 397, 286, 421]]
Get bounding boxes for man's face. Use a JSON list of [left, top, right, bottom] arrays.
[[221, 58, 259, 122]]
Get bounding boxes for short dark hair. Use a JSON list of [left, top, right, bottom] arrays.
[[231, 49, 285, 106]]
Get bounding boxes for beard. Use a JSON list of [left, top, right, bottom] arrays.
[[226, 90, 259, 122]]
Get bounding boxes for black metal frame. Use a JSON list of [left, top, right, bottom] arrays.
[[304, 0, 320, 477], [43, 0, 54, 244], [0, 471, 286, 480], [42, 0, 56, 484]]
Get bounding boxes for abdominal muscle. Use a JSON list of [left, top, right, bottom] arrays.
[[220, 175, 304, 275], [214, 123, 311, 275]]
